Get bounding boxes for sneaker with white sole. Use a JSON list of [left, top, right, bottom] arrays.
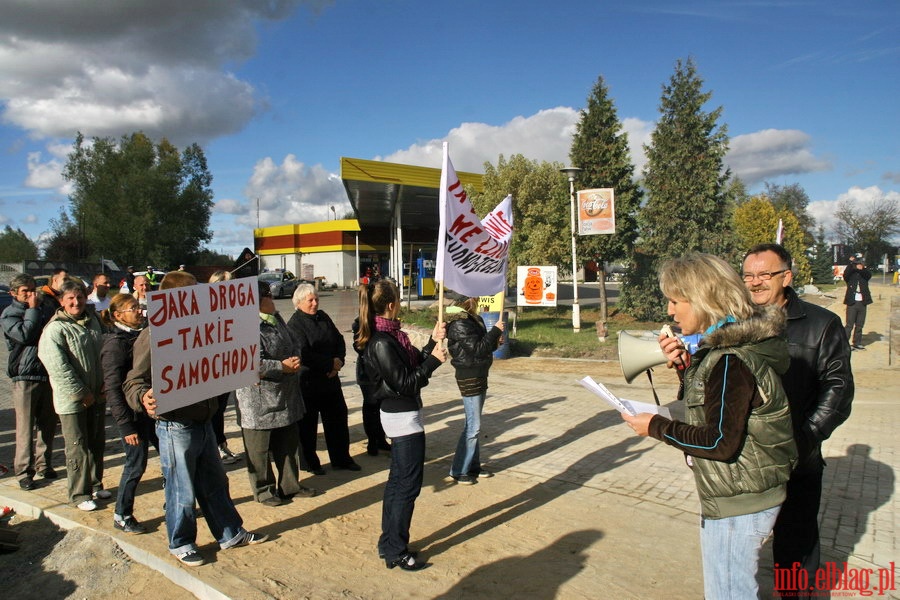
[[229, 531, 268, 548], [219, 444, 240, 465], [176, 549, 205, 567], [453, 475, 478, 485], [77, 499, 97, 511], [93, 489, 112, 500]]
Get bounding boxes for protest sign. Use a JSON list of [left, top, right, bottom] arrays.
[[148, 278, 260, 413]]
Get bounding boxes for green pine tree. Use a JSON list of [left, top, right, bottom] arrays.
[[568, 75, 643, 321], [628, 58, 731, 320]]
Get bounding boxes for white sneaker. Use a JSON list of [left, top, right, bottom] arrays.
[[93, 489, 112, 500], [77, 499, 97, 511]]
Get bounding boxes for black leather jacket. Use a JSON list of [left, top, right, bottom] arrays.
[[781, 286, 854, 470], [446, 312, 501, 380], [363, 331, 442, 413]]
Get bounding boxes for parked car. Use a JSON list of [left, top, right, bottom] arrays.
[[259, 270, 300, 299]]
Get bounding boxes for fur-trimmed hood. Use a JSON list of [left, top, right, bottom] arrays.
[[699, 304, 788, 375]]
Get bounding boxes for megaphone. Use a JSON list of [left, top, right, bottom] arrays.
[[618, 330, 668, 383]]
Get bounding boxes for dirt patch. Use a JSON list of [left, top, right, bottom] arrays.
[[0, 516, 192, 599]]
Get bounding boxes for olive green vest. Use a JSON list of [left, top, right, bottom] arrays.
[[684, 339, 797, 519]]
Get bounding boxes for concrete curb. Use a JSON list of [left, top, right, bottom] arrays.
[[0, 490, 230, 600]]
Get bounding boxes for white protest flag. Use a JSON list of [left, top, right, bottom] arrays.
[[435, 143, 513, 297]]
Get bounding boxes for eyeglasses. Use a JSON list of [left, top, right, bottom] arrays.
[[118, 307, 142, 313], [741, 270, 787, 282]]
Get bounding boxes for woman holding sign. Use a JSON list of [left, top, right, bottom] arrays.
[[622, 253, 797, 599], [356, 279, 445, 571], [445, 297, 504, 485]]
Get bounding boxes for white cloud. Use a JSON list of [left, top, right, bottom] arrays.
[[0, 1, 327, 145], [726, 129, 831, 185], [24, 150, 67, 190], [238, 154, 350, 228], [214, 198, 245, 216], [379, 107, 656, 175], [808, 185, 900, 241]]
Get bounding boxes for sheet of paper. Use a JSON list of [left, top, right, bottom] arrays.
[[578, 376, 671, 418]]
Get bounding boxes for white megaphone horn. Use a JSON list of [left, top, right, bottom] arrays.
[[617, 330, 668, 384]]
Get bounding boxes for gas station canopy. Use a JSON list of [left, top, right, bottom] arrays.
[[340, 157, 483, 231]]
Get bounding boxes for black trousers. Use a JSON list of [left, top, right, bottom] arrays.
[[297, 377, 353, 470], [378, 431, 425, 561], [360, 383, 387, 447], [773, 465, 823, 598]]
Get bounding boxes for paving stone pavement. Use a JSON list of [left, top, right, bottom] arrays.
[[0, 285, 897, 599]]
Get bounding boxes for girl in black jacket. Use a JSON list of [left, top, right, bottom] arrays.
[[356, 280, 445, 571], [100, 293, 154, 534], [445, 298, 504, 484]]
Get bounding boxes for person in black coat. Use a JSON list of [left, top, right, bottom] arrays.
[[356, 279, 445, 571], [100, 293, 154, 534], [352, 316, 391, 456], [842, 254, 873, 350], [287, 283, 360, 473], [445, 298, 504, 484]]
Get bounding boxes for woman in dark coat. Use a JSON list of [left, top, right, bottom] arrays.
[[356, 280, 445, 571], [445, 298, 504, 484], [234, 281, 314, 506], [287, 283, 359, 473], [100, 293, 153, 533]]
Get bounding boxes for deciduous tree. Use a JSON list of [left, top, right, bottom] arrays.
[[0, 226, 39, 262], [473, 154, 569, 291], [833, 194, 899, 262], [62, 132, 214, 269]]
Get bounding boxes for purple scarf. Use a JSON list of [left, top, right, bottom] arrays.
[[374, 316, 420, 367]]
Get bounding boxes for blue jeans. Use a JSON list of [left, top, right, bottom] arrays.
[[378, 432, 425, 561], [700, 505, 781, 600], [450, 394, 484, 478], [115, 415, 158, 518], [156, 419, 246, 555]]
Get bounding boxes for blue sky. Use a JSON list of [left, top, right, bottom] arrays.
[[1, 0, 897, 259]]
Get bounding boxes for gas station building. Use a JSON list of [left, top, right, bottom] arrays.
[[253, 157, 483, 295]]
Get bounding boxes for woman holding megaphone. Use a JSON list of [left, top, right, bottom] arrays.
[[622, 253, 797, 600]]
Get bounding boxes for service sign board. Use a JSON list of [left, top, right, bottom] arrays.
[[148, 278, 260, 413], [577, 188, 615, 235], [516, 266, 558, 307], [478, 292, 504, 313]]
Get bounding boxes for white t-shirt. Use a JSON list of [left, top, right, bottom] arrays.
[[87, 293, 110, 311]]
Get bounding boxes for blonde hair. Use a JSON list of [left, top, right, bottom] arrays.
[[208, 270, 232, 283], [659, 253, 755, 331]]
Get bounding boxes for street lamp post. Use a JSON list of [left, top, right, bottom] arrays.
[[560, 166, 583, 332]]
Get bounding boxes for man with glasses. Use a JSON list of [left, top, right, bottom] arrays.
[[1, 274, 58, 490], [742, 243, 854, 597]]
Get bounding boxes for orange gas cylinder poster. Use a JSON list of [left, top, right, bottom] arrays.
[[516, 266, 557, 307]]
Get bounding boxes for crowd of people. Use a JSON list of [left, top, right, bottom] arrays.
[[1, 243, 860, 594]]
